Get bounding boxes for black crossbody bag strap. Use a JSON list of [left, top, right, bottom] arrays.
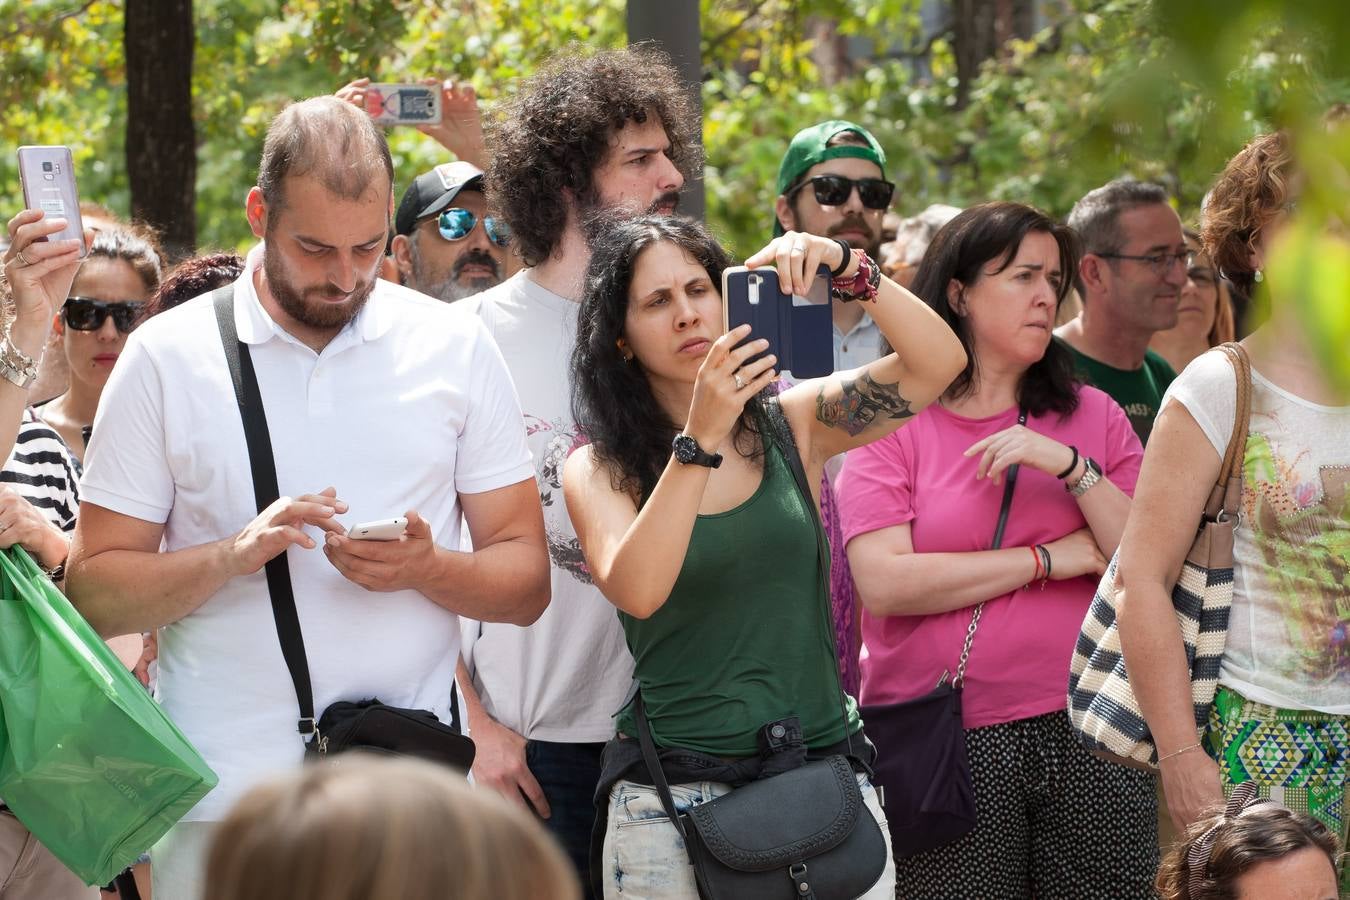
[[211, 286, 317, 736], [633, 692, 715, 898]]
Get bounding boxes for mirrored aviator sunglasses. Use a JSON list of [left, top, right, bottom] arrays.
[[62, 297, 145, 333], [436, 208, 511, 248], [806, 175, 895, 210]]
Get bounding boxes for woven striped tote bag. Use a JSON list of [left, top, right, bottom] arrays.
[[1067, 343, 1252, 769]]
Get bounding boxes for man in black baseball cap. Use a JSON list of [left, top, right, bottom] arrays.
[[391, 160, 509, 302]]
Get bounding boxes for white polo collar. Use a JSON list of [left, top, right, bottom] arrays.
[[233, 243, 391, 349]]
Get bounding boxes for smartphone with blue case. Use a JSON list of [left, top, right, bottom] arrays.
[[722, 265, 833, 380]]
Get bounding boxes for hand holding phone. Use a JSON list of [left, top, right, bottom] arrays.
[[349, 517, 409, 541], [722, 265, 833, 380], [16, 147, 86, 257]]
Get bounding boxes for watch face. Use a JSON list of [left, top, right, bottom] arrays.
[[672, 434, 697, 463]]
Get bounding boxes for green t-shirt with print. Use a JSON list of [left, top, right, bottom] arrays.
[[1061, 341, 1176, 445]]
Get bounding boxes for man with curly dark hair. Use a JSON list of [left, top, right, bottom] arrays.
[[450, 45, 698, 896]]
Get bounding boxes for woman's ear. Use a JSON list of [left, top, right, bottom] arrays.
[[50, 311, 64, 338], [615, 337, 634, 362], [946, 279, 967, 316]]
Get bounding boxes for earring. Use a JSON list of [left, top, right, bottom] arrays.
[[1253, 269, 1264, 284], [616, 339, 634, 363]]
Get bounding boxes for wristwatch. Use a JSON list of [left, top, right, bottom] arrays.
[[1067, 456, 1103, 497], [672, 433, 722, 468]]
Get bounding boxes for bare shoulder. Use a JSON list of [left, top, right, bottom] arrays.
[[562, 442, 601, 492]]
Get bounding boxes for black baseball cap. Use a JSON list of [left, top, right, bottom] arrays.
[[394, 161, 485, 236]]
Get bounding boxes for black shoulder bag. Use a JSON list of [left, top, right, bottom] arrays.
[[630, 399, 888, 900], [857, 408, 1026, 857], [211, 286, 474, 771]]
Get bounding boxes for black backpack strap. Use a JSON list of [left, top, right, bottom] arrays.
[[211, 286, 317, 736]]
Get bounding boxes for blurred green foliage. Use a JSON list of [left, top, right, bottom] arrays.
[[0, 1, 1344, 285]]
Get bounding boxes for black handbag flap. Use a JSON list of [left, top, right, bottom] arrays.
[[684, 755, 861, 872]]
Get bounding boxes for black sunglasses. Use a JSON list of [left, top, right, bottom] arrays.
[[63, 297, 145, 333], [788, 174, 895, 210]]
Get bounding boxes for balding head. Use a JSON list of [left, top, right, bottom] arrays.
[[257, 96, 393, 211]]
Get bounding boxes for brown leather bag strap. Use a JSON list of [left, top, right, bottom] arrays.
[[1203, 343, 1253, 521], [1215, 343, 1253, 485]]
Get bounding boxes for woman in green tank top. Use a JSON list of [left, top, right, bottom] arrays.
[[562, 216, 965, 900]]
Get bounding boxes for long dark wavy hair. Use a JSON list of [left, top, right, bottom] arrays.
[[572, 215, 767, 500], [909, 201, 1081, 417]]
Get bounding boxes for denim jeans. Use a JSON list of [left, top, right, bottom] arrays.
[[527, 739, 606, 900], [600, 772, 895, 899]]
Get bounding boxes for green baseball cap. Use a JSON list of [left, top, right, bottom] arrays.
[[774, 120, 887, 235]]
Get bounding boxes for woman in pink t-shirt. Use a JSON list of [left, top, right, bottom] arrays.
[[836, 201, 1156, 898]]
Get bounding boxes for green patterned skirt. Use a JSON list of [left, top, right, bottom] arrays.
[[1205, 684, 1347, 893]]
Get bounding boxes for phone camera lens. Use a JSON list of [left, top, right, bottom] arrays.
[[41, 162, 53, 172]]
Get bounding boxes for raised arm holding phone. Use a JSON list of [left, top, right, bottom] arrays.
[[561, 214, 964, 900]]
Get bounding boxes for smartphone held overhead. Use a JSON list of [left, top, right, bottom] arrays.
[[722, 265, 833, 380], [366, 84, 442, 126], [16, 146, 86, 257]]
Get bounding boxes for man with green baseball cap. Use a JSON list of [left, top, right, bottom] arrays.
[[774, 120, 894, 369]]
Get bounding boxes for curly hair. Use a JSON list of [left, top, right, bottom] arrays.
[[487, 44, 701, 267], [1155, 797, 1340, 899], [572, 215, 765, 501], [1200, 131, 1294, 297], [907, 201, 1081, 418], [151, 251, 245, 316]]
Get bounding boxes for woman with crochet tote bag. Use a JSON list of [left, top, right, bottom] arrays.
[[1115, 130, 1349, 895]]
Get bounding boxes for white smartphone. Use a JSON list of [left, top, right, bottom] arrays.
[[349, 517, 408, 541]]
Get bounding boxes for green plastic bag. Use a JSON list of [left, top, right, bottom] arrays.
[[0, 546, 217, 886]]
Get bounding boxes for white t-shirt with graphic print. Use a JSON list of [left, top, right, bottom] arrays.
[[1163, 348, 1350, 714], [457, 273, 634, 742]]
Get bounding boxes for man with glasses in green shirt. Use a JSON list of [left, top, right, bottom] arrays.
[[1056, 178, 1187, 444]]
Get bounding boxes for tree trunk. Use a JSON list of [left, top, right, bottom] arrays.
[[627, 0, 704, 222], [125, 0, 195, 260], [951, 0, 1035, 110]]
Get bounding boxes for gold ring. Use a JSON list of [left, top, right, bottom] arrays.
[[13, 248, 34, 267]]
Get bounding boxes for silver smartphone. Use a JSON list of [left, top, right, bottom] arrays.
[[17, 146, 87, 257]]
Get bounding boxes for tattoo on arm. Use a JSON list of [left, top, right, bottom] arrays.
[[815, 372, 914, 436]]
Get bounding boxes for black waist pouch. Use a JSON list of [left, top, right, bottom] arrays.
[[304, 699, 475, 771]]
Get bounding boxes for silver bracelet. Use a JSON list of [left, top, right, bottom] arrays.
[[0, 332, 39, 390]]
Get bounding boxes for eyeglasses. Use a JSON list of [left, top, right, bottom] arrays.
[[1096, 250, 1191, 275], [787, 175, 895, 210], [435, 209, 510, 247], [62, 297, 145, 333]]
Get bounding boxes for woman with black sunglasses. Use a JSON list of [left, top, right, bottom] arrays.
[[37, 227, 161, 464]]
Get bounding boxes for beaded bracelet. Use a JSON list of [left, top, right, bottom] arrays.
[[830, 250, 881, 303]]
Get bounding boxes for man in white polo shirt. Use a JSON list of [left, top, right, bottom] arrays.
[[65, 97, 550, 900]]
